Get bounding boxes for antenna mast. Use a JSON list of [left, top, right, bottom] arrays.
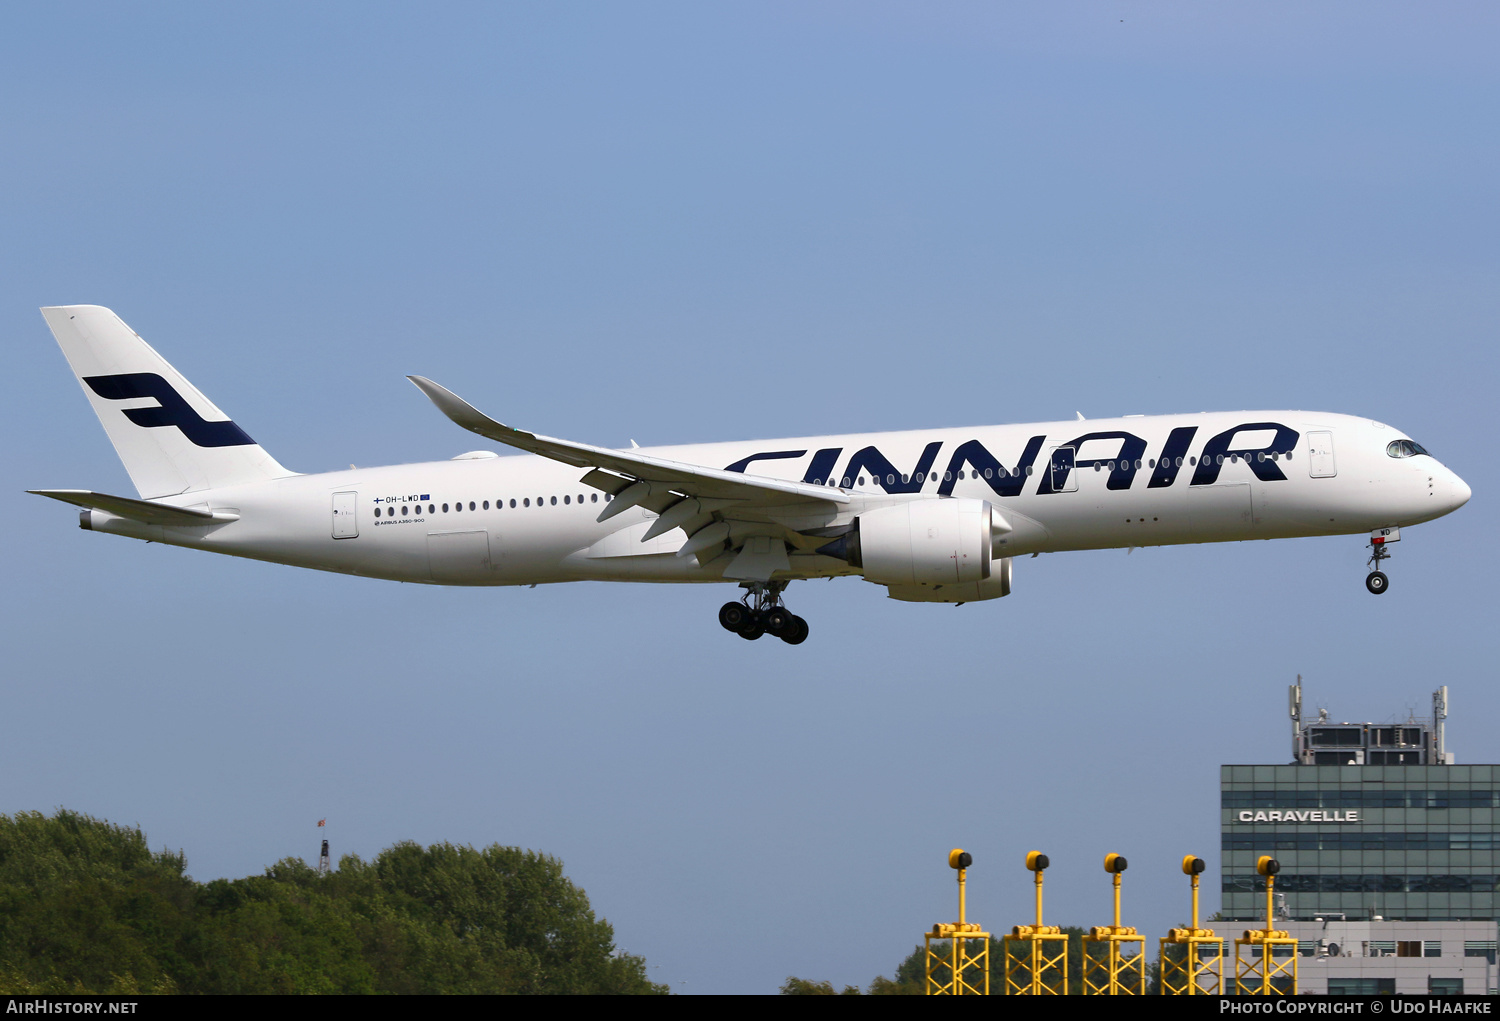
[[317, 818, 330, 877], [1432, 686, 1448, 764], [1289, 676, 1303, 763]]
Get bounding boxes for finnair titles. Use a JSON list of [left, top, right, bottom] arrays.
[[32, 306, 1471, 645]]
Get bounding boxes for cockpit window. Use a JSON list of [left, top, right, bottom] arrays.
[[1386, 439, 1430, 458]]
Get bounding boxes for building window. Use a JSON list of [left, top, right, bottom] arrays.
[[1428, 978, 1463, 995], [1329, 979, 1394, 995]]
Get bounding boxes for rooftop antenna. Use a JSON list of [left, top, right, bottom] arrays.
[[1432, 686, 1448, 764], [1289, 677, 1303, 763]]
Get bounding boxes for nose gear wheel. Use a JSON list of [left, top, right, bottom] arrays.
[[1365, 536, 1393, 595]]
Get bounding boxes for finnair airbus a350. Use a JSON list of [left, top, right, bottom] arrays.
[[33, 306, 1471, 645]]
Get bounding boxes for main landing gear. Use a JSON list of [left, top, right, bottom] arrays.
[[1366, 531, 1394, 595], [719, 581, 808, 645]]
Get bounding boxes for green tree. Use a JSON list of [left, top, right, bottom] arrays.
[[0, 809, 666, 995]]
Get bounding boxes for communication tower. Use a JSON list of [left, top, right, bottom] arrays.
[[317, 818, 330, 877]]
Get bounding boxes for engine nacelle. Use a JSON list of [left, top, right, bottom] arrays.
[[886, 556, 1012, 603], [830, 498, 993, 586]]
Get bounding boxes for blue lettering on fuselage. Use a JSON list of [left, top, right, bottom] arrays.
[[724, 422, 1301, 496], [1036, 431, 1148, 494], [1190, 423, 1300, 485]]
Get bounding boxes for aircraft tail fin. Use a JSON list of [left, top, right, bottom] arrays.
[[40, 305, 295, 498]]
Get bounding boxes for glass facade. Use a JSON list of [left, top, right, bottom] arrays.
[[1221, 764, 1500, 921]]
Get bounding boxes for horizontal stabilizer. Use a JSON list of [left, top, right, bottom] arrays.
[[28, 489, 238, 527]]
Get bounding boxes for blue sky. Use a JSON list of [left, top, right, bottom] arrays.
[[2, 3, 1496, 993]]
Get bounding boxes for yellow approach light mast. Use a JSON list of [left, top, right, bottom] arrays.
[[1233, 855, 1298, 995], [1159, 855, 1225, 995], [1082, 853, 1145, 994], [1003, 851, 1068, 994], [924, 849, 989, 995]]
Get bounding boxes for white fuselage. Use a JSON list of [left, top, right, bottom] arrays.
[[79, 410, 1471, 588]]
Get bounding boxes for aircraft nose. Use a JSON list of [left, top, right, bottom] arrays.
[[1449, 472, 1472, 512]]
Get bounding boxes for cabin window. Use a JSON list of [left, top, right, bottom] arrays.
[[550, 496, 557, 505], [984, 468, 993, 479], [454, 502, 462, 512], [564, 495, 571, 504], [523, 498, 530, 507], [591, 493, 598, 503], [401, 505, 408, 516], [578, 494, 585, 503]]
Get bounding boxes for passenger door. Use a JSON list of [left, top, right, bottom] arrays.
[[332, 491, 359, 539], [1307, 431, 1337, 478], [1048, 446, 1078, 493]]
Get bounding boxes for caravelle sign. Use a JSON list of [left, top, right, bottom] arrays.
[[1236, 810, 1360, 824]]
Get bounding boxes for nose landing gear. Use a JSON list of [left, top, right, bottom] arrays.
[[1365, 527, 1399, 595], [718, 581, 808, 644]]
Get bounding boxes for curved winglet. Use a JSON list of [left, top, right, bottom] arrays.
[[406, 376, 847, 506]]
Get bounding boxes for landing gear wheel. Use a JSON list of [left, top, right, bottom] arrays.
[[720, 581, 807, 645], [763, 606, 795, 637], [1366, 571, 1389, 595], [719, 602, 749, 632]]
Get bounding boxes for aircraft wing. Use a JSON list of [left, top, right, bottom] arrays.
[[407, 376, 848, 511]]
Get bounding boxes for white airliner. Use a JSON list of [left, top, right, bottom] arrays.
[[33, 306, 1471, 644]]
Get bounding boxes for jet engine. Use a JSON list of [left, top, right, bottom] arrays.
[[819, 498, 994, 586]]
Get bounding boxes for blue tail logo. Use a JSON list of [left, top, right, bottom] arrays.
[[83, 373, 256, 448]]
